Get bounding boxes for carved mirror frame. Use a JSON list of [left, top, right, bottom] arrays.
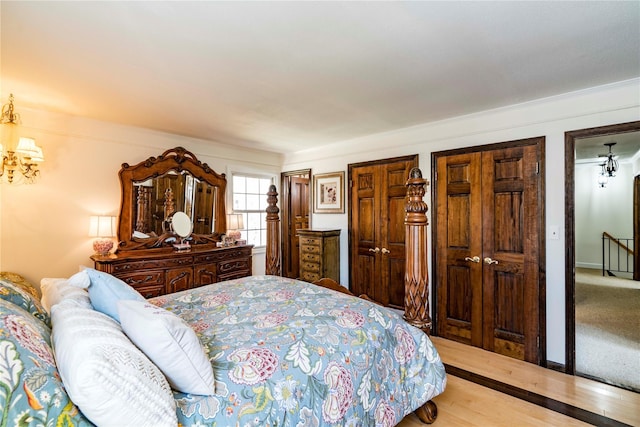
[[117, 147, 227, 253]]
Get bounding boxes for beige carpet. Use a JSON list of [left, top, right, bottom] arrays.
[[575, 268, 640, 391]]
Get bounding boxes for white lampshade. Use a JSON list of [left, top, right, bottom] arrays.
[[89, 215, 117, 237], [226, 213, 244, 230], [16, 137, 38, 155]]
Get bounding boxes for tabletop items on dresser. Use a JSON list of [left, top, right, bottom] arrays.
[[297, 229, 340, 283]]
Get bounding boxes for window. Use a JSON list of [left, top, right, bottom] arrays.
[[231, 174, 273, 247]]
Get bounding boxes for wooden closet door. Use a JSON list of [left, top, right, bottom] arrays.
[[481, 145, 540, 362], [435, 141, 542, 364], [436, 153, 484, 347], [351, 164, 379, 301], [350, 156, 417, 308]]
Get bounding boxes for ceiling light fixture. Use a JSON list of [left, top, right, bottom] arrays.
[[602, 142, 618, 177], [0, 94, 44, 184]]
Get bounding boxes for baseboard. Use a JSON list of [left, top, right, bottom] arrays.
[[575, 262, 601, 270]]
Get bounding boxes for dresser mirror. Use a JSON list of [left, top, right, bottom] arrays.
[[116, 147, 227, 253]]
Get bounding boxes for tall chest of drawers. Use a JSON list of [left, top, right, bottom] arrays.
[[298, 229, 340, 283]]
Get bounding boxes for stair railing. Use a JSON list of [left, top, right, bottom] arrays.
[[602, 232, 634, 276]]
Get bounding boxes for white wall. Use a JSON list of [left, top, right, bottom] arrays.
[[575, 162, 634, 270], [0, 109, 282, 284], [2, 78, 638, 365], [283, 78, 640, 365]]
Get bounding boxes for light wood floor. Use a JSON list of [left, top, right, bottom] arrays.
[[398, 337, 640, 426]]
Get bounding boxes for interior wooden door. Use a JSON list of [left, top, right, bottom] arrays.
[[281, 171, 310, 279], [435, 139, 543, 363], [289, 176, 309, 278], [349, 155, 418, 308]]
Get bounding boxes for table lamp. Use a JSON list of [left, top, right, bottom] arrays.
[[89, 215, 117, 256]]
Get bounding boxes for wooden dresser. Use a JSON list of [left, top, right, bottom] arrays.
[[92, 245, 253, 298], [298, 229, 340, 283]]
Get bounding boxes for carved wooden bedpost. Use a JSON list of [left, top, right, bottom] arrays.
[[404, 167, 432, 335], [266, 184, 281, 276]]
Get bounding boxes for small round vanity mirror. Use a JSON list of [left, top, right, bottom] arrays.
[[171, 211, 192, 239]]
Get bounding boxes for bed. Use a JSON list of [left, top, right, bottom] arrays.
[[0, 164, 446, 426]]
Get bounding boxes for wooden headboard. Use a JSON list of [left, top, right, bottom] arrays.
[[264, 167, 431, 334]]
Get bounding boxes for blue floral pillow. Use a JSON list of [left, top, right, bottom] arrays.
[[0, 278, 50, 326], [0, 299, 92, 426]]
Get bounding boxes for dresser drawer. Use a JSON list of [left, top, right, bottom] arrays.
[[300, 237, 321, 246], [301, 253, 321, 263], [117, 271, 164, 287], [134, 284, 165, 299], [301, 271, 320, 282], [301, 262, 320, 273], [218, 258, 251, 275], [112, 256, 192, 274], [301, 244, 320, 254], [117, 271, 165, 298]]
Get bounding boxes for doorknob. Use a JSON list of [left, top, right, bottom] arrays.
[[369, 247, 380, 253], [381, 248, 390, 254], [484, 257, 499, 265], [464, 256, 480, 263]]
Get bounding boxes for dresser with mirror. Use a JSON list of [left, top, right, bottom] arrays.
[[92, 147, 253, 297]]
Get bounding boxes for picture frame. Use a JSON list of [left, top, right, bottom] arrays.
[[313, 171, 345, 214]]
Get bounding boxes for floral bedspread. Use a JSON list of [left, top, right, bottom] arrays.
[[151, 275, 447, 427]]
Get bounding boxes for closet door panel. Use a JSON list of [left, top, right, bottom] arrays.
[[351, 167, 378, 298], [481, 145, 540, 362], [436, 153, 483, 346]]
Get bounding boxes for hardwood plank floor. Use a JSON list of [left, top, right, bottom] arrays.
[[397, 337, 640, 426]]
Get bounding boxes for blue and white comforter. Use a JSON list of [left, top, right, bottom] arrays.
[[150, 275, 447, 427]]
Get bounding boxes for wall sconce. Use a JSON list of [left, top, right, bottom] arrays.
[[0, 94, 44, 184], [89, 215, 117, 256], [226, 213, 244, 241]]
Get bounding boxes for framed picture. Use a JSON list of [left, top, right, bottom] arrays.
[[313, 171, 344, 213]]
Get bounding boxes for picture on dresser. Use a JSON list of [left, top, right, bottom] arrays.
[[313, 171, 344, 213]]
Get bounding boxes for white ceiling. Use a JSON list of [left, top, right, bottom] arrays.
[[2, 1, 639, 154]]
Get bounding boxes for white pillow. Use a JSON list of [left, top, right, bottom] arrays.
[[51, 299, 177, 427], [40, 276, 91, 313], [40, 278, 67, 312], [67, 268, 91, 289], [118, 300, 216, 395]]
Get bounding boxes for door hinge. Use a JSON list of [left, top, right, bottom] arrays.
[[535, 162, 539, 175]]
